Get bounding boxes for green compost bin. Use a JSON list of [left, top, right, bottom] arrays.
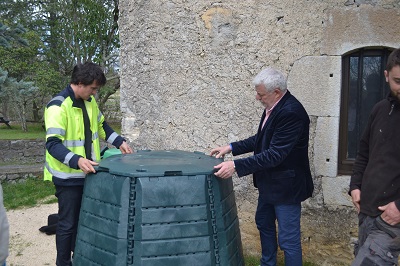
[[73, 150, 244, 266]]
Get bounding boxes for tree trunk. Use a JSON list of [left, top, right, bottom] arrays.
[[32, 101, 40, 122], [21, 101, 28, 132]]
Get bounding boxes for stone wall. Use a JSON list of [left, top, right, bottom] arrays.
[[0, 139, 114, 183], [0, 139, 45, 165], [118, 0, 400, 265], [0, 140, 45, 183]]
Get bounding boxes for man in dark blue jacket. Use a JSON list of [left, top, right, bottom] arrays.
[[211, 67, 313, 266]]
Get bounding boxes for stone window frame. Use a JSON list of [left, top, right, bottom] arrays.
[[338, 47, 393, 175]]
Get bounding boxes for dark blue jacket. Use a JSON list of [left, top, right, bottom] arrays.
[[231, 91, 313, 204]]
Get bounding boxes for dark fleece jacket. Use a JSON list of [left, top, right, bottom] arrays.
[[350, 92, 400, 217]]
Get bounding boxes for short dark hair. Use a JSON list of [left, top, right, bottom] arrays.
[[70, 62, 107, 86], [386, 48, 400, 72]]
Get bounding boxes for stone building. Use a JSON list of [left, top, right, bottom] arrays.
[[118, 0, 400, 265]]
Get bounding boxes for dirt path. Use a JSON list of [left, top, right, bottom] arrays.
[[6, 203, 57, 266]]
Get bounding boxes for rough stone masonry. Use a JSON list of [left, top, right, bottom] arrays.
[[117, 1, 400, 265]]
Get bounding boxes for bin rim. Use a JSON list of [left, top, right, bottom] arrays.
[[97, 149, 223, 177]]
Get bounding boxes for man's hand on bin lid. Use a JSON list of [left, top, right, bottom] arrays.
[[213, 161, 235, 179], [210, 145, 232, 159], [78, 157, 99, 174]]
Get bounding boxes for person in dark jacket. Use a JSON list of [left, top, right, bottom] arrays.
[[350, 48, 400, 266], [210, 67, 313, 266]]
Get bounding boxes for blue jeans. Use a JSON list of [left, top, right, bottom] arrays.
[[55, 185, 84, 266], [255, 194, 302, 266]]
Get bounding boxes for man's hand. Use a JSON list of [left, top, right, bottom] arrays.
[[378, 201, 400, 225], [213, 161, 235, 179], [210, 145, 232, 159], [78, 157, 99, 174], [119, 141, 133, 154], [350, 189, 361, 213]]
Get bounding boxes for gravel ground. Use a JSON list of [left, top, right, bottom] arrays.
[[5, 203, 257, 266], [5, 202, 259, 266], [6, 203, 58, 266]]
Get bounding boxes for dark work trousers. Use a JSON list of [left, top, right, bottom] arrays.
[[352, 214, 400, 266], [55, 185, 84, 266]]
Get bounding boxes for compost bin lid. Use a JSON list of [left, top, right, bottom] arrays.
[[97, 150, 223, 177]]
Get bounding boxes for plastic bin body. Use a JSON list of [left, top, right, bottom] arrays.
[[73, 150, 244, 266]]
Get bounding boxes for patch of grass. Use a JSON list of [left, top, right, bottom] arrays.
[[2, 177, 56, 210], [244, 253, 260, 265], [0, 122, 121, 140], [109, 122, 121, 134], [244, 252, 317, 266], [0, 123, 45, 140]]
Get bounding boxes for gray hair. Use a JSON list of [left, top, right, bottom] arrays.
[[252, 68, 287, 92]]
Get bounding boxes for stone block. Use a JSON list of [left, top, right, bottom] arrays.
[[313, 116, 339, 177], [322, 176, 353, 208]]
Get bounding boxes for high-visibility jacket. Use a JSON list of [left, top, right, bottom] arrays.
[[44, 85, 123, 183]]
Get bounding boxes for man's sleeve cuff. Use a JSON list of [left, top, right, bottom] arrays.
[[69, 154, 81, 170]]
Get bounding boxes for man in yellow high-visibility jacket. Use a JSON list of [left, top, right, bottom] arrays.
[[44, 62, 133, 266]]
